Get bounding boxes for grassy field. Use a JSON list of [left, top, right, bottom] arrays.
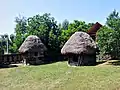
[[0, 61, 120, 90]]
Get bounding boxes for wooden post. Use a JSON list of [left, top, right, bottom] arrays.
[[78, 55, 81, 66], [78, 54, 84, 66]]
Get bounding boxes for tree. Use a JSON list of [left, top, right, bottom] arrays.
[[9, 34, 17, 53], [0, 34, 12, 54], [4, 34, 9, 53], [0, 35, 6, 54], [59, 20, 91, 48], [14, 15, 27, 52], [106, 9, 120, 29], [27, 13, 62, 60], [97, 26, 113, 57], [27, 13, 60, 47], [97, 10, 120, 59], [62, 19, 69, 30]]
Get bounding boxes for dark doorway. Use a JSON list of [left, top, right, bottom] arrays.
[[73, 54, 78, 62]]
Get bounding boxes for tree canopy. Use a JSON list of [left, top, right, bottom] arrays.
[[97, 10, 120, 59]]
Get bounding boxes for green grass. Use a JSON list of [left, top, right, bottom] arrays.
[[1, 61, 120, 90]]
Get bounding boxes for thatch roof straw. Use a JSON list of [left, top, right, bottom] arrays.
[[19, 35, 47, 53], [61, 32, 96, 55]]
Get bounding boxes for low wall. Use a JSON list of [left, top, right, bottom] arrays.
[[0, 53, 23, 65]]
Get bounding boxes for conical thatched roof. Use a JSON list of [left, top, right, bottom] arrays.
[[61, 32, 96, 55], [19, 35, 47, 53]]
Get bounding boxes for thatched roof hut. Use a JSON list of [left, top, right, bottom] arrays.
[[61, 32, 96, 55], [19, 35, 47, 53], [61, 32, 96, 66], [19, 35, 47, 65]]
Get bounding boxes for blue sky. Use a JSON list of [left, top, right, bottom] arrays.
[[0, 0, 120, 35]]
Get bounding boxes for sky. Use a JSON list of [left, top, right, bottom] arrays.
[[0, 0, 120, 35]]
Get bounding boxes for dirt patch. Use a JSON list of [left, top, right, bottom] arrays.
[[96, 61, 109, 66], [96, 60, 120, 66]]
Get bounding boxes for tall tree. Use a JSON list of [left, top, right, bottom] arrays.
[[97, 10, 120, 59], [14, 15, 27, 52], [27, 13, 60, 48], [27, 13, 62, 59], [106, 9, 120, 29]]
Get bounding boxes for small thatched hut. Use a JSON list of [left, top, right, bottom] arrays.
[[61, 32, 96, 66], [19, 35, 47, 65]]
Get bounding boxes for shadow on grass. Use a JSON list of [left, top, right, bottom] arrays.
[[108, 60, 120, 66], [30, 60, 67, 66], [0, 64, 18, 69]]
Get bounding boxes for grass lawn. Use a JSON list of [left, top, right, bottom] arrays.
[[0, 61, 120, 90]]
